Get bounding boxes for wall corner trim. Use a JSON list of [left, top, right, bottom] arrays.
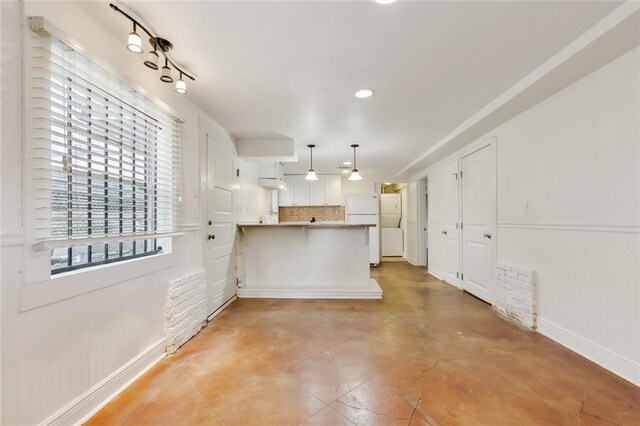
[[40, 338, 166, 426], [537, 318, 640, 386]]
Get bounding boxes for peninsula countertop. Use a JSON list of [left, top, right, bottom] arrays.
[[237, 222, 376, 229]]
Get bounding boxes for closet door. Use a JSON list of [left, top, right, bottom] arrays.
[[461, 145, 495, 303], [442, 160, 460, 287]]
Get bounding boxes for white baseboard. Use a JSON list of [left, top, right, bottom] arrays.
[[427, 267, 444, 281], [537, 318, 640, 386], [237, 279, 383, 299], [42, 338, 166, 426]]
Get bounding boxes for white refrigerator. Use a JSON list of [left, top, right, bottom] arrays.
[[345, 193, 380, 265]]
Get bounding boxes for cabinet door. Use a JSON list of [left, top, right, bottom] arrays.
[[325, 175, 342, 205], [279, 175, 294, 206], [293, 175, 310, 206], [309, 175, 326, 206], [381, 194, 401, 214]]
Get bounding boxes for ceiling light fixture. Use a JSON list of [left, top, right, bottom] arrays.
[[342, 161, 352, 166], [355, 89, 374, 99], [127, 23, 143, 54], [305, 144, 319, 181], [143, 42, 159, 70], [375, 0, 398, 4], [175, 73, 187, 94], [160, 58, 173, 83], [348, 144, 363, 181], [110, 3, 195, 94]]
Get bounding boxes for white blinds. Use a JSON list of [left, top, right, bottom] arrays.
[[29, 32, 182, 245]]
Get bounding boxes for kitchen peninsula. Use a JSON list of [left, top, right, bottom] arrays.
[[237, 222, 382, 299]]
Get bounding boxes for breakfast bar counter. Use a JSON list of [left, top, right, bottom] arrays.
[[236, 222, 382, 299]]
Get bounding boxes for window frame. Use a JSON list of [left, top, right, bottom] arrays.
[[27, 30, 182, 276]]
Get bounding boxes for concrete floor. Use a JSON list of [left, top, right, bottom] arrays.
[[88, 262, 640, 425]]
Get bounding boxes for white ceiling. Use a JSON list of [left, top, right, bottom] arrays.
[[80, 0, 622, 177]]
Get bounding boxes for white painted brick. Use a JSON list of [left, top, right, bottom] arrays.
[[165, 269, 207, 354], [494, 263, 536, 329]]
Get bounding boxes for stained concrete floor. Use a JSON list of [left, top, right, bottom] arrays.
[[87, 261, 640, 425]]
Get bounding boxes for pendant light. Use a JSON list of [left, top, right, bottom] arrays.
[[127, 23, 143, 54], [305, 144, 319, 181], [348, 144, 363, 181]]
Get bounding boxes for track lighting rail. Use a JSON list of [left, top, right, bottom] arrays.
[[109, 3, 195, 82]]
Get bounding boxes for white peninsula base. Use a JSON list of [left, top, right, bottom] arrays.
[[237, 223, 382, 299]]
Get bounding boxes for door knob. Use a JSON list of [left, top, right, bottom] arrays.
[[208, 234, 216, 240], [483, 233, 492, 239], [442, 230, 448, 235]]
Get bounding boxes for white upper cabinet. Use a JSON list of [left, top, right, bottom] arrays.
[[309, 175, 326, 205], [279, 174, 342, 206], [381, 193, 402, 214], [325, 175, 342, 205], [293, 175, 310, 206]]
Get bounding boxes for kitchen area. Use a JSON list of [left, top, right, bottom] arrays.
[[237, 157, 383, 299]]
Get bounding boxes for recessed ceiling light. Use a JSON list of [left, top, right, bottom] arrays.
[[343, 161, 352, 166], [375, 0, 398, 4], [355, 89, 373, 99]]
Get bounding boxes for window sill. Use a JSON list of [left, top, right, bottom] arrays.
[[32, 232, 185, 251], [20, 250, 178, 312]]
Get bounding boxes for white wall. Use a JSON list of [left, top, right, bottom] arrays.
[[236, 160, 270, 224], [411, 47, 639, 385], [0, 1, 265, 424], [340, 175, 378, 204]]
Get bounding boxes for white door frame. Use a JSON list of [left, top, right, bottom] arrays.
[[417, 177, 428, 267], [198, 116, 238, 318]]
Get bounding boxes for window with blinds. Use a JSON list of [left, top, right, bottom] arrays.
[[29, 32, 182, 274]]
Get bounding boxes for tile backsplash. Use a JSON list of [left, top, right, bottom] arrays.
[[279, 206, 345, 222]]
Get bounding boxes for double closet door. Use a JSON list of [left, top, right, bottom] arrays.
[[429, 143, 495, 304]]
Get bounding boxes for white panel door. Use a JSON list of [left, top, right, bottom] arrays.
[[461, 145, 495, 303], [443, 160, 460, 286], [309, 175, 326, 205], [325, 175, 342, 205], [205, 134, 237, 316], [293, 175, 310, 206]]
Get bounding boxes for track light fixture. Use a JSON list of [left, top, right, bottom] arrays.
[[110, 3, 195, 94], [305, 144, 319, 181], [348, 144, 363, 181], [143, 42, 159, 70], [127, 23, 143, 54], [160, 58, 173, 83], [175, 73, 187, 94]]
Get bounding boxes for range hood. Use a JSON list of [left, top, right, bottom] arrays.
[[258, 178, 287, 190]]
